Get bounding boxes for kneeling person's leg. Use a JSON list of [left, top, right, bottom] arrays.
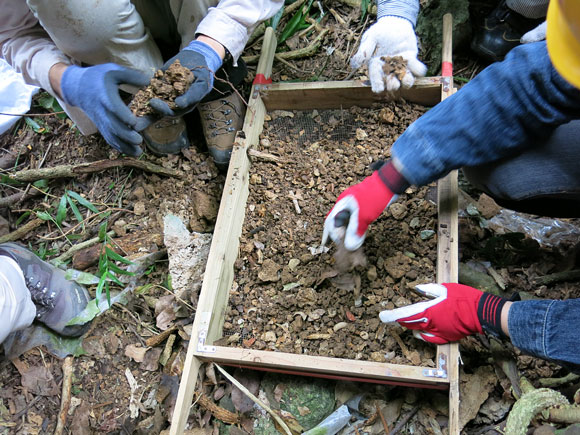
[[463, 120, 580, 217]]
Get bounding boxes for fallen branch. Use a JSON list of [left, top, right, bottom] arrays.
[[243, 29, 329, 65], [0, 218, 43, 244], [214, 363, 293, 435], [0, 189, 42, 208], [51, 230, 115, 265], [535, 269, 580, 286], [54, 356, 74, 435], [193, 391, 240, 425], [7, 158, 183, 183]]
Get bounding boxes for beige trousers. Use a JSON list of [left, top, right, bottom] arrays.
[[25, 0, 218, 133]]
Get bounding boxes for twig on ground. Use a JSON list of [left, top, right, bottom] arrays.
[[0, 218, 43, 244], [214, 363, 293, 435], [248, 148, 283, 164], [289, 190, 301, 214], [7, 158, 183, 183], [52, 230, 115, 264], [54, 356, 74, 435], [389, 405, 419, 435], [535, 269, 580, 286], [193, 390, 240, 425], [335, 0, 377, 15], [377, 404, 391, 433], [0, 189, 42, 208], [243, 29, 329, 64]]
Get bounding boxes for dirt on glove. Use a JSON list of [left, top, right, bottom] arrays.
[[381, 56, 408, 82], [130, 59, 194, 117]]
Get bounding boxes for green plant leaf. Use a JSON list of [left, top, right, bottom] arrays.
[[55, 194, 68, 226], [36, 211, 53, 221], [95, 277, 106, 304], [98, 222, 108, 242], [15, 212, 31, 226], [24, 117, 48, 134], [66, 195, 83, 224], [66, 190, 98, 213], [360, 0, 370, 21], [279, 0, 314, 43], [33, 179, 49, 189], [64, 269, 100, 285], [105, 247, 133, 265], [106, 270, 124, 286], [107, 262, 134, 276], [37, 93, 56, 111]]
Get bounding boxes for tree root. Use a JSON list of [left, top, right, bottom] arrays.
[[6, 158, 183, 183], [505, 388, 569, 435]]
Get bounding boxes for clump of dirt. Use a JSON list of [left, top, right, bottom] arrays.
[[381, 56, 408, 82], [130, 59, 194, 116], [222, 103, 443, 366]]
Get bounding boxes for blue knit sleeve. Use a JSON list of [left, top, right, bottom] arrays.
[[376, 0, 420, 27]]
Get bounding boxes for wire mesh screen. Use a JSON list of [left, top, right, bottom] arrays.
[[265, 109, 364, 146]]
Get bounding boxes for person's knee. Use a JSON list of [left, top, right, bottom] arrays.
[[27, 0, 147, 65]]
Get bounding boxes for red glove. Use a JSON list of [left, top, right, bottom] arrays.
[[322, 171, 396, 251], [379, 283, 508, 344]]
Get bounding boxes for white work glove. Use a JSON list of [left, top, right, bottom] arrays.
[[520, 21, 546, 43], [351, 16, 427, 93]]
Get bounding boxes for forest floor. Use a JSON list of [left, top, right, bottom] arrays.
[[1, 1, 580, 434]]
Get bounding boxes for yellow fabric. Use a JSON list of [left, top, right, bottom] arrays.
[[547, 0, 580, 88]]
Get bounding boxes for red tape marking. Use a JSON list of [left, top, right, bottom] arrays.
[[253, 73, 272, 85], [442, 61, 453, 77]]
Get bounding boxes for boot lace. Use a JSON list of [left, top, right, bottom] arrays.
[[203, 98, 242, 137]]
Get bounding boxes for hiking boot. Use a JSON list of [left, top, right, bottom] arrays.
[[142, 116, 190, 156], [199, 92, 245, 169], [471, 0, 544, 62], [0, 243, 91, 337]]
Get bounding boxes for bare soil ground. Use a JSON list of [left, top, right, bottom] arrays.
[[1, 1, 580, 434]]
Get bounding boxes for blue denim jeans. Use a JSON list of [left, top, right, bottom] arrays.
[[392, 41, 580, 217], [509, 300, 580, 372]]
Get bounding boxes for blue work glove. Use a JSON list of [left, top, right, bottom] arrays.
[[149, 40, 223, 117], [61, 63, 150, 156]]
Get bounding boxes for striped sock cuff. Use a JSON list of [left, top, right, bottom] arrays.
[[477, 293, 508, 338]]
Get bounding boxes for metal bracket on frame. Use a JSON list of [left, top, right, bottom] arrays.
[[197, 312, 216, 353], [423, 353, 448, 379]]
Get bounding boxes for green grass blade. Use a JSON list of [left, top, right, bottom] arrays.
[[66, 190, 98, 213]]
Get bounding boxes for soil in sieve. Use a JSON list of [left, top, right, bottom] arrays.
[[221, 102, 445, 367]]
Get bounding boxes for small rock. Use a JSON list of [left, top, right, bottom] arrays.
[[389, 203, 407, 220], [263, 331, 277, 342], [367, 265, 377, 281], [333, 322, 348, 332], [258, 259, 280, 282], [133, 201, 146, 216], [288, 258, 300, 271]]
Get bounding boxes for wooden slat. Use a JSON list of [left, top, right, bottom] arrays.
[[436, 13, 461, 435], [262, 78, 443, 111], [195, 347, 449, 389], [169, 27, 277, 435]]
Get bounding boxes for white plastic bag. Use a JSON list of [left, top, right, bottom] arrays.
[[0, 57, 39, 135]]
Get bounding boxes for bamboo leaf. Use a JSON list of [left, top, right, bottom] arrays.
[[66, 190, 98, 213], [55, 194, 68, 226], [66, 195, 83, 224], [105, 247, 133, 265]]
